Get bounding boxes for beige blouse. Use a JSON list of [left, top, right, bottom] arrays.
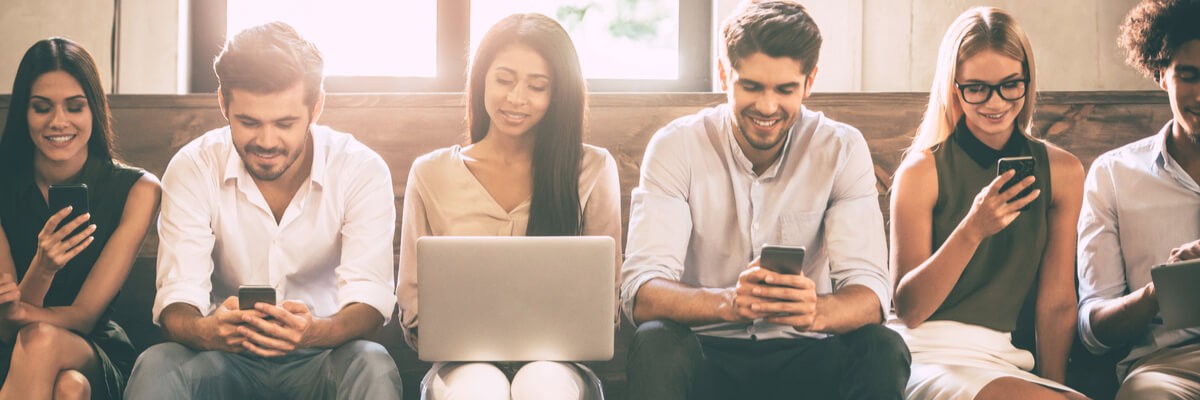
[[396, 144, 623, 346]]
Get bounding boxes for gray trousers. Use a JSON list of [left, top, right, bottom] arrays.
[[124, 340, 402, 400]]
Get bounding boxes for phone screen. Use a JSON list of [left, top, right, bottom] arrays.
[[997, 156, 1036, 211], [238, 286, 277, 310], [997, 156, 1036, 193], [48, 184, 90, 236], [760, 245, 806, 275]]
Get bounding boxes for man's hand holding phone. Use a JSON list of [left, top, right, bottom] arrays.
[[238, 301, 314, 357], [196, 296, 259, 353], [728, 245, 822, 331], [747, 266, 820, 331]]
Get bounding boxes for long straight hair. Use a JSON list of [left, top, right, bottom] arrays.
[[908, 7, 1038, 156], [0, 38, 117, 172], [466, 13, 586, 236]]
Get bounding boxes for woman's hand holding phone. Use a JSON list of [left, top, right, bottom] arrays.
[[32, 206, 96, 274], [962, 169, 1040, 241]]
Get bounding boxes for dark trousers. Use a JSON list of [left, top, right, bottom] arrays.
[[627, 320, 911, 400]]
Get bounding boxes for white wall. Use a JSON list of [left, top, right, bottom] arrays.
[[117, 0, 188, 94], [1, 1, 1158, 94], [714, 0, 1158, 91], [0, 0, 185, 94], [0, 1, 115, 94]]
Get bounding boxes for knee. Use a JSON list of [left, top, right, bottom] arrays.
[[131, 342, 192, 374], [1117, 371, 1182, 400], [338, 340, 399, 375], [14, 322, 69, 355], [54, 370, 91, 400], [630, 320, 698, 361], [846, 325, 911, 364], [512, 362, 586, 400], [430, 363, 509, 400]]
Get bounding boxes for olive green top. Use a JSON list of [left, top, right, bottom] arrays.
[[926, 119, 1052, 332]]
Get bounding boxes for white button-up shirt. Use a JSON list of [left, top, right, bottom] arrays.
[[153, 125, 397, 325], [620, 104, 890, 340], [1077, 121, 1200, 378]]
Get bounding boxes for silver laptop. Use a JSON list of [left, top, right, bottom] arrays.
[[1151, 258, 1200, 329], [417, 236, 616, 362]]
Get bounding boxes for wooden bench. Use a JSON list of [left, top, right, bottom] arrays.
[[0, 91, 1166, 399]]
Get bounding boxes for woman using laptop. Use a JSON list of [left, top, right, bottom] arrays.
[[0, 38, 161, 400], [887, 7, 1086, 400], [396, 13, 621, 400]]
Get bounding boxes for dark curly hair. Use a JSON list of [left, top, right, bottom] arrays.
[[1118, 0, 1200, 81]]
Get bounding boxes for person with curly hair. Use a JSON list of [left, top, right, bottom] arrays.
[[1076, 0, 1200, 398]]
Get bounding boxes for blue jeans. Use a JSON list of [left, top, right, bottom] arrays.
[[124, 340, 402, 400]]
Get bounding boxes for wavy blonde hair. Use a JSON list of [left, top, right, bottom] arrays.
[[908, 7, 1038, 155]]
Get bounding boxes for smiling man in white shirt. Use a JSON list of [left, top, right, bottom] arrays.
[[124, 22, 402, 400], [620, 2, 910, 399], [1076, 1, 1200, 399]]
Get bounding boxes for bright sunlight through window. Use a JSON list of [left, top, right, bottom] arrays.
[[227, 0, 437, 78], [472, 0, 679, 80]]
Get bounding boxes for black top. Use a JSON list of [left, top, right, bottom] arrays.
[[0, 157, 144, 334], [926, 119, 1053, 332]]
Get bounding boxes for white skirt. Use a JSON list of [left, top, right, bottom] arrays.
[[888, 319, 1078, 399]]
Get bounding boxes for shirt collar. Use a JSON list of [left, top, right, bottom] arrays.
[[954, 117, 1027, 169], [1153, 120, 1175, 170], [221, 124, 327, 189]]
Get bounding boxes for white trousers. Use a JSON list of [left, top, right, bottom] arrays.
[[426, 361, 591, 400]]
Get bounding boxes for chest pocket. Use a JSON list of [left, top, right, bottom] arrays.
[[778, 210, 824, 248]]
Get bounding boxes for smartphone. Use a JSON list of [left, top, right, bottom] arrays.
[[238, 285, 276, 311], [760, 244, 806, 275], [996, 156, 1036, 210], [48, 184, 89, 237]]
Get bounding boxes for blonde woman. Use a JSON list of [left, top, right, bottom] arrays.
[[888, 7, 1087, 400]]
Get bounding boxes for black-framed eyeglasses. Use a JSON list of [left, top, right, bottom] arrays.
[[955, 79, 1029, 104]]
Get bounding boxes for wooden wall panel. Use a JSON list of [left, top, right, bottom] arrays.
[[0, 91, 1172, 256]]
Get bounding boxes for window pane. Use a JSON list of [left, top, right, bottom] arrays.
[[471, 0, 679, 80], [227, 0, 436, 77]]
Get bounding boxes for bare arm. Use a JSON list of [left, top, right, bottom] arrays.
[[299, 303, 383, 348], [810, 285, 882, 334], [0, 220, 21, 340], [1033, 146, 1084, 383], [631, 278, 740, 326], [1087, 286, 1159, 347], [891, 152, 1039, 328]]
